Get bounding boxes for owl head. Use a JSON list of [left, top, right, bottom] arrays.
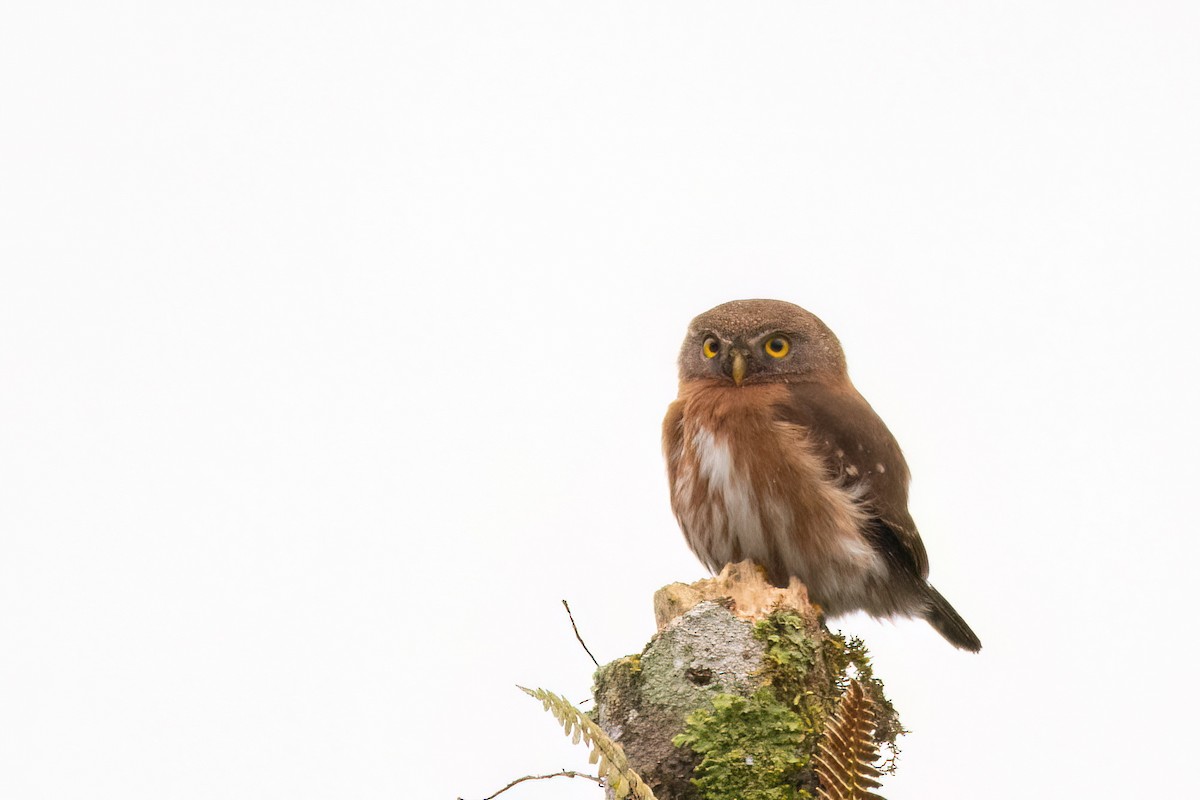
[[678, 299, 847, 386]]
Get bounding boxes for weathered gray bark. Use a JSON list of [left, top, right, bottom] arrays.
[[593, 601, 759, 799], [591, 562, 899, 800]]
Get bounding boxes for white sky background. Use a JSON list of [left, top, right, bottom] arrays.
[[2, 2, 1198, 798]]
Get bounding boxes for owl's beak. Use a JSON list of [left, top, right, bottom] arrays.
[[731, 351, 747, 386]]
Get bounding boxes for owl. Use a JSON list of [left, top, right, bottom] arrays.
[[663, 299, 981, 651]]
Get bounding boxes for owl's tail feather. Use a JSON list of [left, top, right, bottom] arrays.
[[923, 585, 982, 652]]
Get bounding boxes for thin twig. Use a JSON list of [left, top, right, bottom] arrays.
[[460, 769, 603, 800], [562, 599, 600, 668]]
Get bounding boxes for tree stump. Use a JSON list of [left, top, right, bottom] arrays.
[[591, 562, 901, 800]]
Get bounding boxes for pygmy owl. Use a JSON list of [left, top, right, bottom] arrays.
[[663, 299, 981, 651]]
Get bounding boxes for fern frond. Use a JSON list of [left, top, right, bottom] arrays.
[[814, 680, 885, 800], [519, 686, 657, 800]]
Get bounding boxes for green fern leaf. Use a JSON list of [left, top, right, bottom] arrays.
[[519, 686, 657, 800]]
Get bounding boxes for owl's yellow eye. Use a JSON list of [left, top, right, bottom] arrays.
[[765, 336, 790, 358], [702, 337, 720, 359]]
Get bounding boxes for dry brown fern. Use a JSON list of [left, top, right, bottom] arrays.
[[519, 686, 657, 800], [813, 680, 885, 800]]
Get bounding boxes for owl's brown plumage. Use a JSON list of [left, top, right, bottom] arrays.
[[663, 299, 981, 651]]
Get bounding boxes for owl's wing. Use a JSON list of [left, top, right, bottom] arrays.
[[774, 381, 930, 579], [661, 399, 685, 494]]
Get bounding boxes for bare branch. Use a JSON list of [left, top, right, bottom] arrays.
[[459, 769, 603, 800], [562, 599, 600, 668]]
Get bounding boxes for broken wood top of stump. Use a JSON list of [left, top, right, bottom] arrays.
[[653, 560, 813, 631]]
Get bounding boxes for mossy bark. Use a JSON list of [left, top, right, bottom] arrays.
[[591, 563, 900, 800]]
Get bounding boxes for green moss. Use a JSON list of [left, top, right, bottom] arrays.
[[673, 689, 814, 800], [669, 611, 902, 800], [750, 613, 902, 754], [821, 631, 903, 753], [671, 611, 904, 798], [754, 613, 822, 716]]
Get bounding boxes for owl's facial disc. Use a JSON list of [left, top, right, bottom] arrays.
[[680, 300, 849, 386]]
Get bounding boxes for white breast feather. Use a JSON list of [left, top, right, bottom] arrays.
[[692, 428, 787, 567], [683, 425, 887, 613]]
